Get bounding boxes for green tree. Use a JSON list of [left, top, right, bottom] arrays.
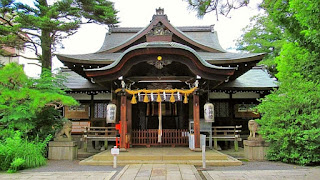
[[236, 14, 285, 75], [257, 43, 320, 165], [0, 0, 118, 73], [0, 63, 78, 138], [253, 0, 320, 165]]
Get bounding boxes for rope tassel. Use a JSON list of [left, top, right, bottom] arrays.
[[143, 93, 149, 103], [131, 94, 137, 104], [156, 93, 162, 102], [170, 92, 175, 103], [183, 93, 188, 104]]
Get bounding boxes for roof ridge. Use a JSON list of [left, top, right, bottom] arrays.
[[110, 25, 215, 33]]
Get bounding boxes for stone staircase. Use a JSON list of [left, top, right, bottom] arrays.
[[79, 147, 242, 166]]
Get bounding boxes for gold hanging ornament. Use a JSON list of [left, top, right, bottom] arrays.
[[170, 92, 175, 103], [143, 93, 149, 103], [131, 94, 137, 104], [115, 87, 197, 104], [157, 93, 162, 102], [183, 93, 188, 104]]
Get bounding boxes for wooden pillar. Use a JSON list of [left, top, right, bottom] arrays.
[[193, 91, 200, 149], [90, 94, 95, 122], [229, 93, 234, 125], [120, 93, 127, 149], [126, 99, 132, 146]]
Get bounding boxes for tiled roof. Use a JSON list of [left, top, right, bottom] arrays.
[[62, 67, 277, 91], [217, 67, 278, 90], [62, 69, 105, 90], [96, 26, 226, 53], [57, 50, 263, 64]]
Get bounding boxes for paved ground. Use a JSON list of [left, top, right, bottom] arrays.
[[202, 169, 320, 180], [0, 160, 123, 180], [113, 164, 201, 180], [0, 160, 319, 179], [0, 171, 116, 180]]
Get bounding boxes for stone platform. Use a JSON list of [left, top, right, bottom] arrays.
[[79, 147, 242, 166], [244, 140, 269, 160], [48, 141, 77, 160]]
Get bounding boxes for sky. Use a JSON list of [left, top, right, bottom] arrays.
[[21, 0, 263, 77]]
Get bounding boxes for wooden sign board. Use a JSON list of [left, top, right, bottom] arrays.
[[234, 104, 260, 118], [64, 104, 89, 119], [71, 121, 90, 134]]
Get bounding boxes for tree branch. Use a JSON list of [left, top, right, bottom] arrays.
[[1, 53, 40, 61], [27, 62, 42, 67], [23, 31, 41, 38]]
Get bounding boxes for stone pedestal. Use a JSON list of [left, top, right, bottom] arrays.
[[48, 141, 77, 160], [244, 140, 269, 161]]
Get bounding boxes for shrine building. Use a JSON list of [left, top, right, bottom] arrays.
[[57, 8, 277, 151]]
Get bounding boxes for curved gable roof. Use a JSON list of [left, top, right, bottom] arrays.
[[96, 15, 225, 54]]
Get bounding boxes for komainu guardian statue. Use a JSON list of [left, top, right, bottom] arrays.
[[55, 120, 72, 141], [248, 119, 262, 141]]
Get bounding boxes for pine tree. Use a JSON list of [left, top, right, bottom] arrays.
[[0, 0, 118, 73]]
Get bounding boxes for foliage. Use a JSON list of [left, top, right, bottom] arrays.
[[7, 158, 25, 173], [236, 14, 285, 75], [0, 0, 118, 72], [186, 0, 249, 19], [29, 107, 66, 141], [0, 131, 51, 172], [276, 43, 320, 82], [261, 0, 320, 52], [0, 63, 78, 139], [256, 76, 320, 165], [252, 0, 320, 165]]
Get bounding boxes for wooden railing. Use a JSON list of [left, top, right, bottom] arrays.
[[212, 125, 242, 151], [132, 129, 189, 147], [82, 126, 118, 151]]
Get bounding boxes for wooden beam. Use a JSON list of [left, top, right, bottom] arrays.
[[120, 94, 127, 149], [127, 76, 194, 82], [193, 91, 200, 149]]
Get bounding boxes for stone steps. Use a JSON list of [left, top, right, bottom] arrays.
[[79, 147, 242, 166], [92, 153, 228, 161], [80, 156, 242, 166]]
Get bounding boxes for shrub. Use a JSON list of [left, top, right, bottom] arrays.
[[0, 131, 51, 172], [257, 78, 320, 165], [0, 63, 78, 139]]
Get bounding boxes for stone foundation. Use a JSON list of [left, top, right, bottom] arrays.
[[48, 141, 77, 160], [244, 140, 269, 161]]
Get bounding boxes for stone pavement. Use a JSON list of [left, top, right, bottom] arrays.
[[0, 171, 116, 180], [114, 164, 201, 180], [203, 168, 320, 180], [0, 161, 319, 180]]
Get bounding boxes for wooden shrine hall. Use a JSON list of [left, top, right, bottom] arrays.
[[57, 8, 277, 151]]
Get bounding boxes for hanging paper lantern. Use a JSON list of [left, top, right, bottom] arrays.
[[204, 102, 214, 122], [106, 103, 117, 123], [131, 94, 137, 104], [163, 91, 166, 101], [170, 92, 175, 103], [143, 93, 149, 103], [151, 92, 154, 101], [183, 93, 188, 104], [157, 93, 162, 102]]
